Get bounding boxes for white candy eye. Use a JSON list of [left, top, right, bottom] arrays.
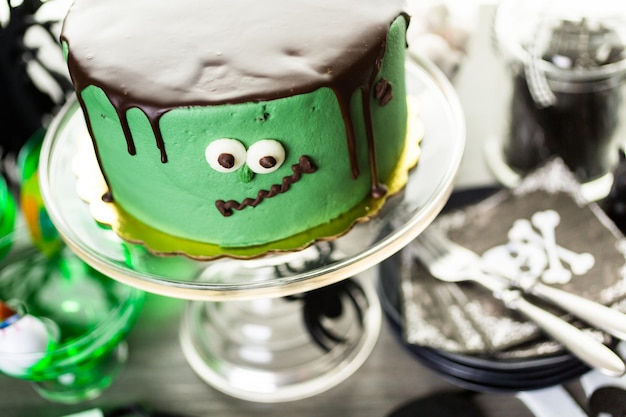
[[246, 140, 285, 174], [205, 138, 247, 173]]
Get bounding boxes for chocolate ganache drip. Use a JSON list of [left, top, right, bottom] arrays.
[[61, 0, 408, 199]]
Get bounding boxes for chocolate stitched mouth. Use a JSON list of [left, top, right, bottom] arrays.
[[216, 155, 317, 217]]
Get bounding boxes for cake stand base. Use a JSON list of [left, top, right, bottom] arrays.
[[179, 274, 381, 403]]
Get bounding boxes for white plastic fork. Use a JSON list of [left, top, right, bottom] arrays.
[[411, 229, 626, 377]]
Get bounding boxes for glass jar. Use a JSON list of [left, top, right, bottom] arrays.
[[491, 0, 626, 192]]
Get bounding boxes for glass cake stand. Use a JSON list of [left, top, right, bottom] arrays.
[[38, 56, 465, 402]]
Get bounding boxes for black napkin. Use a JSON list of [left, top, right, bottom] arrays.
[[400, 159, 626, 358]]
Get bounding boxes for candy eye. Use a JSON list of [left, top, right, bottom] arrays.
[[246, 140, 285, 174], [205, 138, 247, 173], [246, 139, 285, 174]]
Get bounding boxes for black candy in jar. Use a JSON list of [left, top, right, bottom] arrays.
[[504, 19, 626, 183]]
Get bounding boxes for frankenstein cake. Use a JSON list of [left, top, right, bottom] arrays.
[[60, 0, 415, 250]]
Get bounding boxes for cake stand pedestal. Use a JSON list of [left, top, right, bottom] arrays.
[[180, 255, 381, 402], [38, 56, 465, 402]]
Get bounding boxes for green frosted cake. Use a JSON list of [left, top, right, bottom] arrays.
[[60, 0, 417, 252]]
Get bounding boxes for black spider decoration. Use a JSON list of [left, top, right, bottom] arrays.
[[602, 149, 626, 234], [0, 0, 72, 177], [285, 278, 368, 352], [276, 242, 369, 352]]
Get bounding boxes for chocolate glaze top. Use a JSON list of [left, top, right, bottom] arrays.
[[61, 0, 406, 107], [61, 0, 408, 202]]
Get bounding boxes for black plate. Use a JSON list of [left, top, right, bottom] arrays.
[[377, 186, 592, 392]]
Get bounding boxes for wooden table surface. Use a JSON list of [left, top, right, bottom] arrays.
[[0, 291, 540, 417]]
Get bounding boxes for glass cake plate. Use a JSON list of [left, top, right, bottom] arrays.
[[38, 56, 465, 402]]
